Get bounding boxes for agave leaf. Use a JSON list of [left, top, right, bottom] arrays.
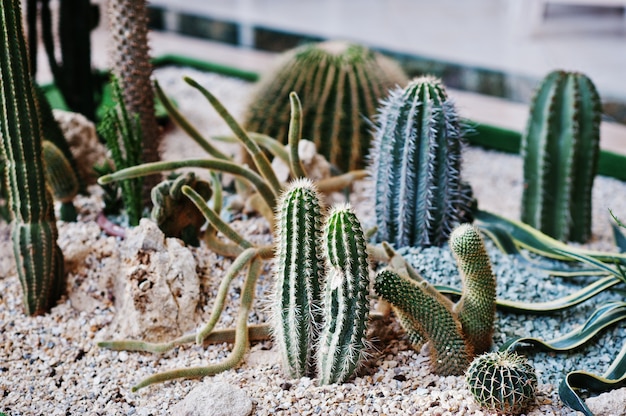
[[552, 248, 626, 282], [612, 222, 626, 253]]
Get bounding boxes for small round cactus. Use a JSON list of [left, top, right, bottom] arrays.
[[466, 351, 537, 415]]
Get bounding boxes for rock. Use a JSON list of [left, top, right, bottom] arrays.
[[53, 109, 109, 185], [171, 382, 253, 416], [109, 218, 200, 342], [586, 387, 626, 416]]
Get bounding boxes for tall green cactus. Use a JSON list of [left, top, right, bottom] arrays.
[[0, 0, 65, 315], [369, 76, 473, 248], [521, 70, 601, 243], [271, 179, 325, 379], [317, 204, 371, 385], [244, 41, 408, 173]]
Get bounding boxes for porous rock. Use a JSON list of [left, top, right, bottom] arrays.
[[170, 382, 253, 416], [109, 218, 200, 342], [586, 387, 626, 416]]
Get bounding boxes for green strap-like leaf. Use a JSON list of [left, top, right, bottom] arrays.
[[552, 248, 626, 282], [612, 223, 626, 253]]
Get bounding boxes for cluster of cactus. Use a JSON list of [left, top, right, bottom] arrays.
[[244, 40, 408, 173], [374, 223, 496, 375], [369, 76, 474, 248], [271, 180, 371, 384], [521, 70, 601, 243], [466, 351, 537, 415], [0, 0, 65, 315], [151, 172, 213, 246]]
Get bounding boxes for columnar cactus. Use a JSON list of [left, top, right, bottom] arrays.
[[271, 179, 325, 378], [42, 140, 79, 222], [466, 351, 537, 415], [521, 70, 601, 243], [244, 41, 408, 172], [369, 76, 473, 248], [317, 204, 371, 385], [0, 0, 65, 315], [450, 224, 496, 355]]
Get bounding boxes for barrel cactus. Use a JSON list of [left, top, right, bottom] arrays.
[[521, 70, 601, 243], [244, 40, 408, 173], [466, 351, 537, 415], [369, 76, 474, 248]]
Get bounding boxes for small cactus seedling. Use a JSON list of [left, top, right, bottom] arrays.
[[521, 70, 601, 243], [271, 179, 325, 379], [42, 140, 79, 222], [317, 204, 371, 385], [369, 76, 473, 248], [244, 40, 408, 172], [151, 172, 212, 246], [466, 351, 537, 415]]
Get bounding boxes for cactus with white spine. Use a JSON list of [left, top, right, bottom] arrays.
[[0, 0, 65, 315], [369, 76, 473, 248], [271, 179, 325, 378], [317, 204, 371, 385], [521, 70, 601, 243]]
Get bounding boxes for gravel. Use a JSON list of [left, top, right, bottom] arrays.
[[1, 67, 625, 415]]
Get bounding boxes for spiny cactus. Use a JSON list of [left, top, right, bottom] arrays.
[[244, 40, 408, 172], [317, 204, 371, 385], [521, 70, 601, 243], [450, 223, 496, 355], [151, 172, 212, 246], [271, 179, 325, 379], [0, 0, 65, 315], [42, 140, 79, 222], [369, 76, 473, 248], [466, 351, 537, 415]]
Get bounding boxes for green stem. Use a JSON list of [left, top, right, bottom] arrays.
[[288, 92, 307, 179]]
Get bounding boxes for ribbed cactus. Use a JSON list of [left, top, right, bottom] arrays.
[[271, 179, 325, 379], [369, 76, 473, 248], [450, 224, 496, 355], [317, 204, 371, 385], [0, 0, 65, 315], [42, 140, 79, 222], [108, 0, 160, 197], [521, 70, 601, 243], [244, 41, 408, 173], [466, 351, 537, 415], [374, 269, 471, 376], [151, 172, 212, 246]]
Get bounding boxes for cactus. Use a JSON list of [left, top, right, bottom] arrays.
[[466, 351, 537, 415], [42, 140, 79, 222], [374, 269, 472, 376], [0, 0, 65, 315], [317, 204, 371, 385], [369, 76, 473, 248], [450, 223, 496, 355], [151, 172, 213, 246], [521, 70, 601, 243], [244, 41, 408, 173], [271, 179, 326, 379]]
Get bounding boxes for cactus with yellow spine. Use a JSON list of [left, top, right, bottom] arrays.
[[0, 0, 65, 315]]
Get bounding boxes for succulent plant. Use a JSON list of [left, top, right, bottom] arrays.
[[244, 40, 408, 173], [271, 179, 325, 379], [42, 140, 79, 222], [369, 76, 474, 248], [151, 172, 212, 246], [466, 351, 537, 415], [317, 204, 371, 385], [0, 0, 65, 315], [521, 70, 601, 243]]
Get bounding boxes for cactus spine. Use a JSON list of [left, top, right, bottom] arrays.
[[521, 70, 601, 243], [466, 351, 537, 415], [244, 41, 408, 172], [450, 224, 496, 355], [369, 76, 473, 248], [271, 179, 325, 378], [0, 0, 64, 315], [317, 204, 371, 385], [42, 140, 79, 222]]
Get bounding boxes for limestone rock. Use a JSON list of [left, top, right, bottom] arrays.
[[53, 109, 109, 185], [171, 382, 253, 416], [110, 218, 200, 342], [586, 387, 626, 416]]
